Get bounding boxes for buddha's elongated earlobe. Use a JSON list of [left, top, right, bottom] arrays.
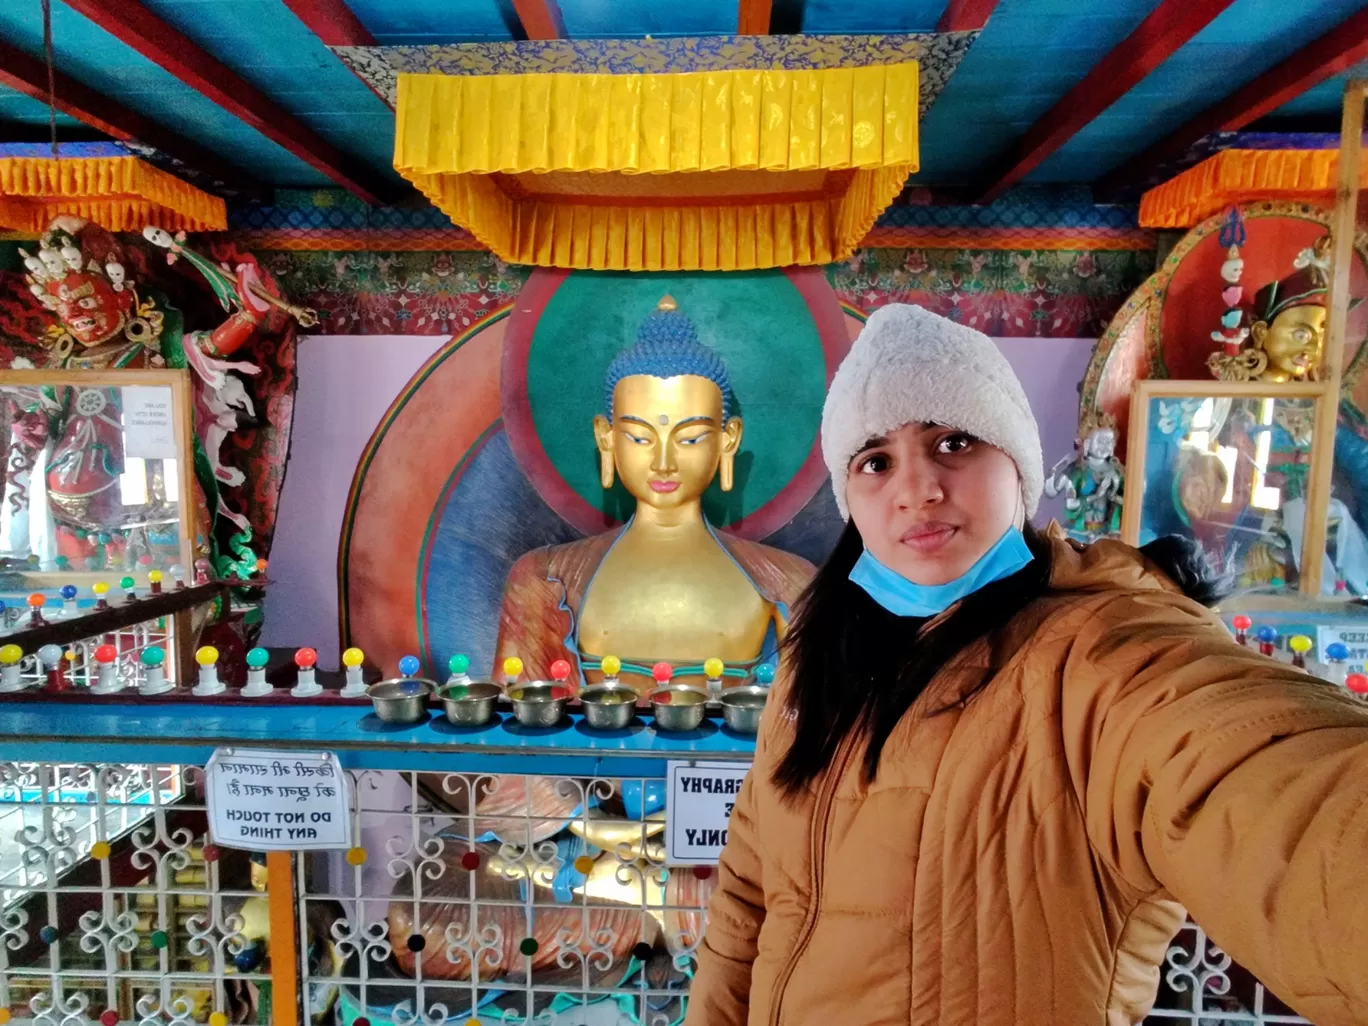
[[720, 417, 743, 493], [593, 414, 615, 489]]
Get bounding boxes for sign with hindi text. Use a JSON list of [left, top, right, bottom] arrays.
[[206, 749, 351, 850], [665, 761, 751, 865]]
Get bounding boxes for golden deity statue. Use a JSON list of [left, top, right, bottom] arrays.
[[1209, 236, 1331, 384], [492, 295, 814, 696]]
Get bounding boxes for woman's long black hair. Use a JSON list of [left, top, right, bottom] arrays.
[[772, 521, 1229, 795]]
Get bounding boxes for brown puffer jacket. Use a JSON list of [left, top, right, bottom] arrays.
[[687, 530, 1368, 1026]]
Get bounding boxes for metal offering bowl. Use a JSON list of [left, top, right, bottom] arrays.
[[507, 682, 571, 727], [438, 679, 502, 727], [368, 677, 436, 724], [649, 685, 709, 732], [719, 685, 769, 734], [579, 683, 640, 730]]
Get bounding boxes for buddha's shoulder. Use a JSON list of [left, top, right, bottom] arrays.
[[717, 534, 816, 593], [506, 531, 621, 580]]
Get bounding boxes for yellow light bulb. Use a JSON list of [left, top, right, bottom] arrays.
[[704, 657, 724, 679], [63, 649, 77, 663], [600, 655, 621, 677], [92, 582, 109, 595], [342, 647, 364, 668], [148, 570, 163, 584], [1289, 634, 1313, 654], [196, 646, 219, 666], [503, 656, 523, 678], [0, 644, 22, 664]]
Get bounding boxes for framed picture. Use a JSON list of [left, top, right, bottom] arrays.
[[1122, 379, 1329, 595], [0, 368, 197, 585]]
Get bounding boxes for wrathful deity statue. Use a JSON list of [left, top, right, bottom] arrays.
[[493, 295, 814, 695], [1043, 416, 1124, 543], [1209, 236, 1332, 384], [3, 217, 312, 576]]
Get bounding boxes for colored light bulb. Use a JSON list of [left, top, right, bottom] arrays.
[[1346, 673, 1368, 695], [756, 663, 776, 685], [119, 576, 134, 590], [704, 658, 724, 679], [294, 647, 318, 669], [196, 646, 219, 667], [63, 649, 77, 663], [141, 646, 166, 667], [398, 654, 421, 677], [550, 658, 571, 681], [59, 585, 77, 600], [148, 570, 163, 584], [54, 555, 69, 568], [26, 593, 44, 608], [503, 657, 523, 678], [38, 644, 62, 667], [652, 662, 673, 683], [92, 582, 109, 596], [95, 644, 117, 664], [245, 647, 269, 668], [0, 644, 22, 665], [600, 655, 621, 677], [1326, 643, 1350, 662], [342, 647, 365, 668], [1255, 626, 1278, 644], [448, 653, 470, 675], [1231, 615, 1252, 630], [255, 558, 268, 572], [1288, 635, 1312, 655]]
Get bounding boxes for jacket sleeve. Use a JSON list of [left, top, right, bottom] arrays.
[[684, 703, 773, 1026], [1062, 590, 1368, 1026]]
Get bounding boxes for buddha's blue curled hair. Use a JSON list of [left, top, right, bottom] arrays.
[[604, 304, 735, 421]]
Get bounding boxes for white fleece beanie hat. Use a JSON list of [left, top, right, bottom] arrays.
[[822, 303, 1044, 521]]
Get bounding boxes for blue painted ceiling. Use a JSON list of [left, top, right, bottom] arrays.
[[0, 0, 1360, 200]]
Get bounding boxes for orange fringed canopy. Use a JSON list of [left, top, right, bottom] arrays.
[[1139, 148, 1368, 229], [393, 65, 920, 271], [0, 155, 227, 233]]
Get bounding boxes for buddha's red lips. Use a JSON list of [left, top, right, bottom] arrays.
[[649, 480, 680, 493]]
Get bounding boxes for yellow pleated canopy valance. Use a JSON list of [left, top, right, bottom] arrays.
[[393, 64, 920, 271], [0, 155, 227, 233], [1139, 149, 1368, 229]]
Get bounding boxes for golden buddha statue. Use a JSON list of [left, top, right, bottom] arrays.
[[493, 295, 815, 696], [1209, 236, 1331, 384]]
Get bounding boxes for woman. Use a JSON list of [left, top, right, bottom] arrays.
[[686, 304, 1368, 1026]]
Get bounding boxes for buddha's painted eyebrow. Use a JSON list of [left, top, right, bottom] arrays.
[[619, 416, 656, 428], [674, 416, 716, 428]]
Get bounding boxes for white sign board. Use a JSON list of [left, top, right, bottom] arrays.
[[121, 385, 178, 459], [206, 749, 351, 850], [1316, 624, 1368, 669], [666, 761, 751, 866]]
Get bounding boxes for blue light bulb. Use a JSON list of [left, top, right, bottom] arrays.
[[60, 585, 77, 600], [1255, 625, 1278, 644], [1326, 642, 1350, 662], [755, 663, 776, 685], [398, 654, 421, 677]]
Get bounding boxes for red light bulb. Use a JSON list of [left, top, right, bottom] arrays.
[[94, 644, 117, 664], [652, 661, 673, 684], [1346, 673, 1368, 696], [1231, 615, 1252, 630], [294, 647, 318, 669], [26, 592, 45, 608], [549, 659, 571, 681]]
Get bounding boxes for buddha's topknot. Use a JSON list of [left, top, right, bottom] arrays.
[[604, 296, 734, 421]]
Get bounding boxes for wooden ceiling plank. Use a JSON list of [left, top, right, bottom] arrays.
[[0, 38, 263, 193], [279, 0, 377, 46], [60, 0, 390, 204], [976, 0, 1239, 203], [509, 0, 566, 40], [936, 0, 1002, 34], [738, 0, 774, 35], [1097, 5, 1368, 197]]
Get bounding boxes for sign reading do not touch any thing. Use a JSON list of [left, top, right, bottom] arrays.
[[206, 748, 351, 850]]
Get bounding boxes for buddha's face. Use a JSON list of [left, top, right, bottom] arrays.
[[1252, 304, 1326, 381], [593, 374, 742, 510]]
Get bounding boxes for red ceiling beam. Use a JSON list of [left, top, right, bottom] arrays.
[[738, 0, 773, 35], [510, 0, 566, 40], [975, 0, 1238, 203], [936, 0, 1002, 33], [0, 38, 263, 194], [279, 0, 377, 46], [1097, 5, 1368, 198], [60, 0, 391, 204]]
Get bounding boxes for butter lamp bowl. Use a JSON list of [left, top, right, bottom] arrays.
[[579, 683, 639, 730], [437, 679, 502, 726], [649, 685, 709, 732], [507, 682, 571, 727], [368, 677, 435, 724], [719, 685, 768, 734]]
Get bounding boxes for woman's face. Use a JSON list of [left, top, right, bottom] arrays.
[[844, 422, 1021, 586]]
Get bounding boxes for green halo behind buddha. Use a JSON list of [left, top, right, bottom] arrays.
[[494, 295, 815, 695]]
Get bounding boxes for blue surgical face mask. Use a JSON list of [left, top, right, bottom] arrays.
[[848, 525, 1034, 618]]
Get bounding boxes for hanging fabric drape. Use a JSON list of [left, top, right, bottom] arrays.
[[393, 64, 920, 271]]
